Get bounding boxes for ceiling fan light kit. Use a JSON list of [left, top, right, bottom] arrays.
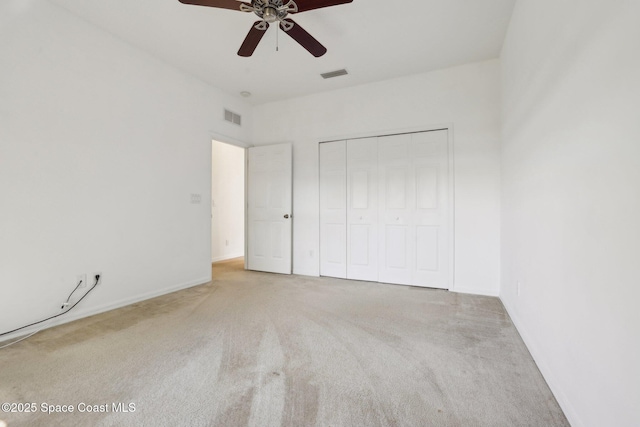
[[178, 0, 353, 57]]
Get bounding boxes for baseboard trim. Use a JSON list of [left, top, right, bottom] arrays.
[[211, 253, 244, 263], [453, 286, 499, 297], [500, 296, 583, 427], [0, 276, 211, 345]]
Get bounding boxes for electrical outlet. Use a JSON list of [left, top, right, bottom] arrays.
[[91, 272, 102, 286], [77, 274, 87, 289]]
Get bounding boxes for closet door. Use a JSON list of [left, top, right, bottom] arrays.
[[319, 141, 347, 278], [412, 131, 449, 289], [378, 130, 450, 288], [378, 134, 414, 285], [346, 138, 378, 281]]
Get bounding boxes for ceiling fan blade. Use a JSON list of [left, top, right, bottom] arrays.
[[238, 21, 269, 57], [280, 19, 327, 57], [293, 0, 353, 13], [178, 0, 250, 11]]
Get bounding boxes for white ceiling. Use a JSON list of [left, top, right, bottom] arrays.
[[48, 0, 516, 105]]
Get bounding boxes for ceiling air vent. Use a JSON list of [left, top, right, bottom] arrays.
[[224, 109, 241, 126], [321, 69, 348, 79]]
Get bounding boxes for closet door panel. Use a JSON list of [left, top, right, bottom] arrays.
[[320, 141, 347, 278], [346, 137, 378, 281], [378, 134, 414, 285], [412, 130, 449, 288], [416, 225, 439, 271]]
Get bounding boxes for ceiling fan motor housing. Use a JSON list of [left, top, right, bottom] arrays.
[[263, 7, 278, 23], [243, 0, 298, 24]]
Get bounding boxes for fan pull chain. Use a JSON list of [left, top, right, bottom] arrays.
[[276, 23, 279, 52]]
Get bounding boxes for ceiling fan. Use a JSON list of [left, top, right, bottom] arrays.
[[178, 0, 353, 57]]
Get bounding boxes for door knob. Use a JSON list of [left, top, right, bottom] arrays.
[[284, 214, 290, 219]]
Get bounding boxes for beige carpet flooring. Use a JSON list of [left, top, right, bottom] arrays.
[[0, 258, 568, 426]]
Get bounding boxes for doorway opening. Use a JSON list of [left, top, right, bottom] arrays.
[[211, 140, 245, 263]]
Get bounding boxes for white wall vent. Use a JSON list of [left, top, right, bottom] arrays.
[[321, 69, 348, 79], [224, 109, 242, 126]]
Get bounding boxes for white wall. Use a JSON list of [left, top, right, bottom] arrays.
[[500, 1, 640, 426], [252, 60, 502, 295], [211, 141, 245, 262], [0, 0, 251, 340]]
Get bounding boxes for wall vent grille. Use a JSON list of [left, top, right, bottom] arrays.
[[224, 109, 242, 126], [321, 69, 348, 79]]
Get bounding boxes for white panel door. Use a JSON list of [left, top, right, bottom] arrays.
[[378, 130, 450, 289], [320, 141, 347, 278], [346, 137, 378, 281], [412, 131, 449, 289], [247, 143, 292, 274], [378, 134, 413, 285]]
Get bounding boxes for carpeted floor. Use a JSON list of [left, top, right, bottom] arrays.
[[0, 258, 568, 426]]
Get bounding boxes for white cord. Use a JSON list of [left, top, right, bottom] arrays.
[[0, 310, 63, 349], [0, 328, 43, 349]]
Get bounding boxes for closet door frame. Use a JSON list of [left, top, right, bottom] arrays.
[[318, 124, 455, 291]]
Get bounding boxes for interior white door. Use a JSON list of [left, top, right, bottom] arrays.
[[320, 141, 347, 278], [378, 133, 414, 285], [247, 143, 292, 274], [412, 131, 449, 288], [346, 137, 378, 281], [378, 130, 450, 289]]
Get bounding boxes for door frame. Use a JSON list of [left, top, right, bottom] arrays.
[[209, 133, 294, 274], [318, 123, 455, 290], [209, 132, 250, 270]]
